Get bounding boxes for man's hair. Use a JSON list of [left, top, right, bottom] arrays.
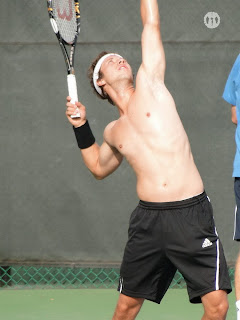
[[87, 51, 114, 105]]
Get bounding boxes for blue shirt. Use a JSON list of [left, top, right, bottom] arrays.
[[222, 54, 240, 177]]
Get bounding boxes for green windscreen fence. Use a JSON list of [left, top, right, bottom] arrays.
[[1, 0, 240, 278]]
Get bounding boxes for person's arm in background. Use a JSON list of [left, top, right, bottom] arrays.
[[222, 56, 240, 124], [232, 105, 237, 125]]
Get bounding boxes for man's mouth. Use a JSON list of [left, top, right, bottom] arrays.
[[119, 65, 127, 70]]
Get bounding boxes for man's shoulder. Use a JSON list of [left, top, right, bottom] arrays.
[[103, 120, 118, 145], [104, 120, 118, 133]]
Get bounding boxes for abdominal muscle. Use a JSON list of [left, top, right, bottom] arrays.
[[122, 130, 204, 202], [135, 155, 204, 202]]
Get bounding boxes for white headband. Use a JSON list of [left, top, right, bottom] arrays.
[[93, 53, 123, 96]]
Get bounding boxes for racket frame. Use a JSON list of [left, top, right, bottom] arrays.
[[47, 0, 81, 117]]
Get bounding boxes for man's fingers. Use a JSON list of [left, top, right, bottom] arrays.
[[66, 96, 78, 105], [66, 101, 75, 108], [66, 97, 85, 108], [75, 101, 84, 108], [66, 100, 84, 110], [65, 97, 86, 122], [66, 102, 85, 112], [66, 106, 76, 116]]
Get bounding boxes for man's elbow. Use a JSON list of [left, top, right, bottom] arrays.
[[93, 174, 105, 180], [92, 171, 106, 180]]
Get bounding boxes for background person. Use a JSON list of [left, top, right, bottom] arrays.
[[222, 53, 240, 320]]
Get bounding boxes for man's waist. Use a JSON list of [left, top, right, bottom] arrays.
[[138, 191, 207, 210]]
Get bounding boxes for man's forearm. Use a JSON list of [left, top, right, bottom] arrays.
[[73, 122, 102, 178], [141, 0, 160, 26], [80, 143, 103, 179], [231, 105, 237, 125]]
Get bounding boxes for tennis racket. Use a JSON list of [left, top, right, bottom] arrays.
[[47, 0, 81, 118]]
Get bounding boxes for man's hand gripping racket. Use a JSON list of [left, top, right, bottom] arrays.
[[66, 96, 86, 127], [47, 0, 81, 118]]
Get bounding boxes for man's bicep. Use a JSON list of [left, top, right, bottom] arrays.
[[141, 24, 166, 80], [97, 141, 123, 179]]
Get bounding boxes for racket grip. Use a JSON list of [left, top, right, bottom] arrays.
[[67, 74, 81, 118]]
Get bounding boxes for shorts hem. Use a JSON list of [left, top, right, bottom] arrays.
[[117, 288, 160, 304], [189, 287, 232, 304]]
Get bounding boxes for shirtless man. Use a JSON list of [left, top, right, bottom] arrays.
[[66, 0, 231, 319]]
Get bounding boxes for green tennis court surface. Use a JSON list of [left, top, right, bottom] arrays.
[[0, 289, 236, 320]]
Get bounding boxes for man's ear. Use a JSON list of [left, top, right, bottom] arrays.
[[97, 78, 106, 88]]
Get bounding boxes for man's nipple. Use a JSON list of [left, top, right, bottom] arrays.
[[146, 112, 151, 117]]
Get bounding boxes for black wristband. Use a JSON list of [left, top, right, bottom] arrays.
[[73, 121, 95, 149]]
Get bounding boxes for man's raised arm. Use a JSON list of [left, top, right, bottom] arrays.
[[140, 0, 166, 81]]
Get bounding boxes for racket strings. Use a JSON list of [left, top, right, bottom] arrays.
[[52, 0, 77, 44]]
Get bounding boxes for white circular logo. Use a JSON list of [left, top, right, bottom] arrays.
[[204, 12, 220, 29]]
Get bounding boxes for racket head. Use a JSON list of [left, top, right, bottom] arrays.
[[47, 0, 80, 45]]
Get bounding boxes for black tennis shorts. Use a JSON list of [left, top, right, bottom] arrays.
[[118, 191, 232, 304]]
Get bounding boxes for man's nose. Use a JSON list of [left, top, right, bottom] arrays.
[[119, 59, 125, 64]]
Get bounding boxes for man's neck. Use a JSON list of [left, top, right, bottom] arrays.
[[112, 86, 135, 116]]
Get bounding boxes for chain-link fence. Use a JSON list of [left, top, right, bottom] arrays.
[[0, 266, 235, 290]]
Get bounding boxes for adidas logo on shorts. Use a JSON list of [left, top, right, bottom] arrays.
[[202, 238, 213, 248]]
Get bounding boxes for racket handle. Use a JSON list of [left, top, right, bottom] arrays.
[[67, 74, 81, 118]]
